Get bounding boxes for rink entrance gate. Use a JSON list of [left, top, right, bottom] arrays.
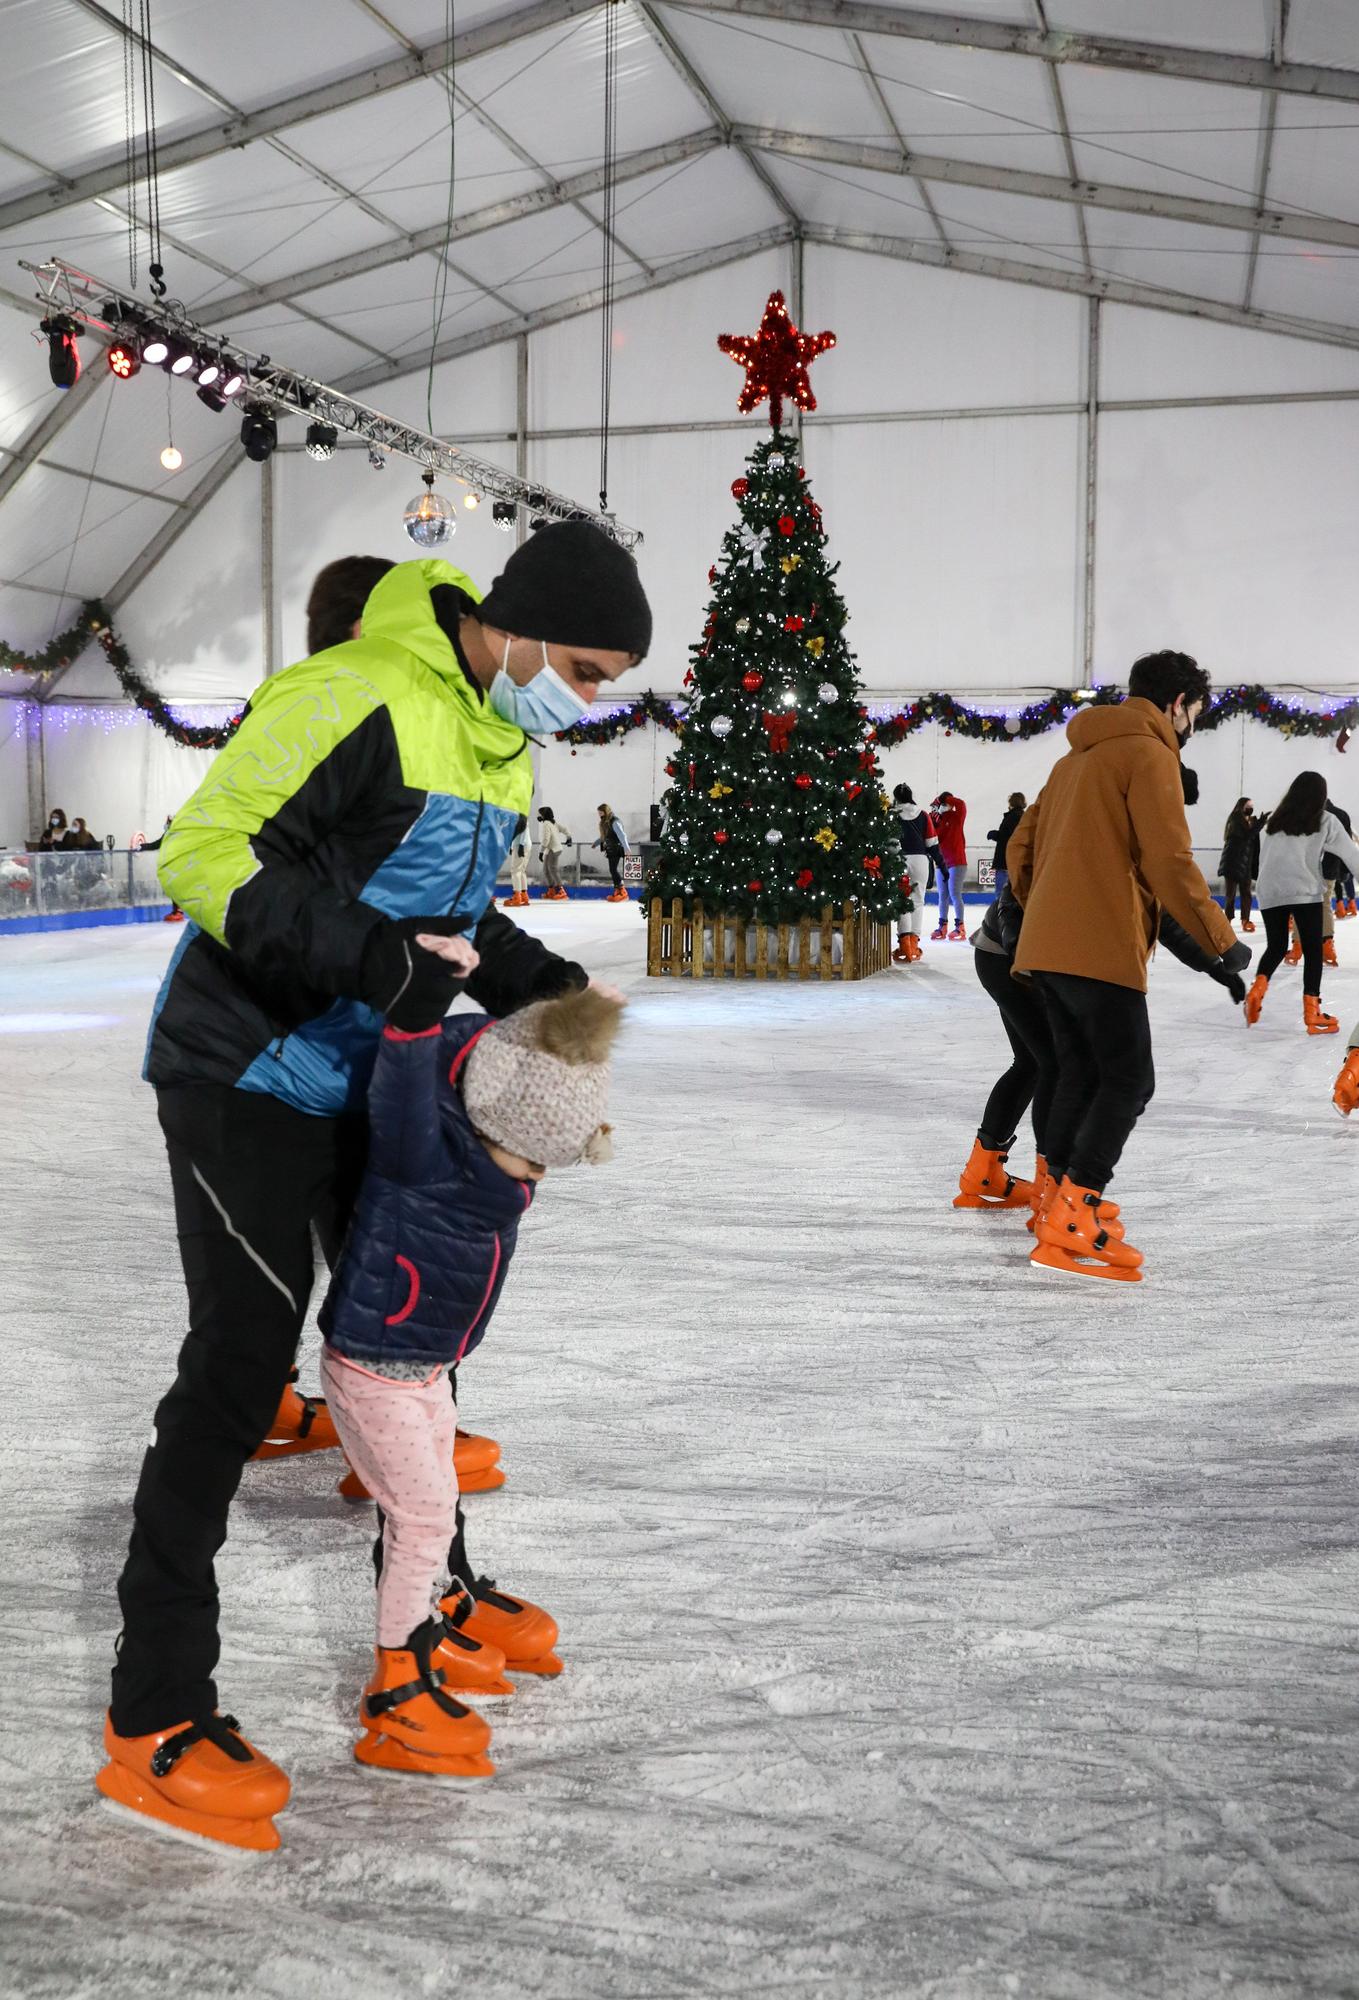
[[646, 898, 893, 981]]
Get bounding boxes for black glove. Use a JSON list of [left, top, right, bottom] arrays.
[[1220, 940, 1252, 973], [359, 915, 473, 1032]]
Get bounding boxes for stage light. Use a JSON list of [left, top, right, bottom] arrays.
[[529, 515, 547, 532], [526, 488, 546, 510], [166, 338, 196, 376], [462, 491, 480, 511], [41, 316, 81, 389], [305, 422, 337, 461], [240, 404, 278, 462], [160, 443, 183, 471], [403, 471, 456, 547], [219, 360, 246, 397], [196, 385, 227, 413], [492, 500, 516, 532], [196, 355, 221, 387], [142, 330, 170, 366], [368, 446, 387, 471], [107, 334, 141, 380]]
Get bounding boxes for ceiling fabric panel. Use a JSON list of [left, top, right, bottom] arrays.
[[574, 151, 780, 262], [152, 151, 401, 304], [283, 80, 544, 235], [1048, 1, 1271, 57], [0, 0, 206, 174], [1286, 0, 1359, 68], [0, 464, 176, 598], [219, 302, 393, 381], [463, 8, 700, 161], [1080, 211, 1253, 306], [1250, 235, 1359, 326], [145, 0, 400, 107], [1269, 100, 1359, 228], [651, 10, 884, 137], [852, 35, 1070, 176], [0, 201, 237, 315], [1060, 68, 1266, 204]]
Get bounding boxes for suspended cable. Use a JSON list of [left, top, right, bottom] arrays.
[[427, 0, 458, 436], [598, 0, 620, 515], [122, 0, 138, 287]]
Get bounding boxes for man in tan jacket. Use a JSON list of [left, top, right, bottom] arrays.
[[1006, 650, 1247, 1280]]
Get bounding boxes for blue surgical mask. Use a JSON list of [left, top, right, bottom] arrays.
[[489, 636, 591, 734]]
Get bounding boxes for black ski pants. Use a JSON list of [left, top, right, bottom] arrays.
[[110, 1084, 368, 1736], [1033, 972, 1155, 1195], [974, 948, 1057, 1158], [1259, 902, 1324, 996]]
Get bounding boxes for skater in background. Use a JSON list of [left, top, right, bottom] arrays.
[[1219, 796, 1259, 931], [595, 801, 631, 902], [987, 792, 1026, 896], [141, 815, 185, 922], [929, 790, 968, 941], [1325, 797, 1356, 923], [956, 765, 1248, 1223], [538, 806, 571, 901], [1006, 650, 1244, 1281], [319, 970, 621, 1783], [1245, 771, 1359, 1034], [503, 813, 532, 907], [100, 529, 651, 1854], [890, 784, 940, 963]]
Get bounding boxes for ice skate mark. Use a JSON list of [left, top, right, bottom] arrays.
[[1136, 1745, 1333, 1912], [190, 1165, 298, 1311]]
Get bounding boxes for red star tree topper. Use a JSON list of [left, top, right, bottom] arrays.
[[717, 290, 837, 431]]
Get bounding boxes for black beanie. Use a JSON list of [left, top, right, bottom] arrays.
[[477, 522, 652, 660]]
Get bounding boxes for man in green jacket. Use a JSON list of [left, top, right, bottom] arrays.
[[100, 523, 651, 1850]]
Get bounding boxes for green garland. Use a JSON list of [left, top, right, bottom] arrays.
[[4, 608, 1356, 751]]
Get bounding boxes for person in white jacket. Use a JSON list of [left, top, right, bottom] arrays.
[[502, 813, 532, 907], [1245, 770, 1359, 1034], [537, 806, 571, 901]]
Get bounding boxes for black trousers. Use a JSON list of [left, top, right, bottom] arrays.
[[110, 1085, 368, 1736], [1033, 973, 1155, 1194], [974, 949, 1057, 1158], [605, 844, 624, 890], [1259, 902, 1323, 996], [1222, 878, 1252, 923]]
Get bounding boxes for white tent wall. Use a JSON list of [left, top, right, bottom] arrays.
[[11, 250, 1359, 850], [0, 702, 27, 847]]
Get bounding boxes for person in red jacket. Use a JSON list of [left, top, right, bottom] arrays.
[[930, 791, 968, 940]]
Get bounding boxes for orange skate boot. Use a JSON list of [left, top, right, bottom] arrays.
[[1030, 1178, 1143, 1282], [339, 1428, 505, 1502], [355, 1621, 495, 1780], [1026, 1155, 1054, 1236], [251, 1375, 340, 1460], [904, 935, 922, 963], [1244, 974, 1268, 1025], [441, 1577, 562, 1678], [892, 936, 912, 964], [1305, 995, 1339, 1035], [1333, 1047, 1359, 1115], [96, 1711, 290, 1852], [953, 1136, 1034, 1210], [1284, 924, 1303, 966], [1323, 937, 1340, 969]]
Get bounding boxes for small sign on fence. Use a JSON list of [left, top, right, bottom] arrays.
[[978, 861, 996, 890], [622, 854, 644, 885]]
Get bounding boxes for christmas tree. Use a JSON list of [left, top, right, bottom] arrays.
[[647, 293, 907, 929]]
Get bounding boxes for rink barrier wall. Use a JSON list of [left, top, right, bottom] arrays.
[[647, 898, 895, 981]]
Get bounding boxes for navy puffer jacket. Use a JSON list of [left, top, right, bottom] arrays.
[[320, 1016, 533, 1370]]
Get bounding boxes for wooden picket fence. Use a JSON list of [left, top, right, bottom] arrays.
[[646, 897, 894, 981]]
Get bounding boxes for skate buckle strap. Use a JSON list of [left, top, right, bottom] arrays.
[[473, 1575, 522, 1615], [365, 1662, 450, 1718], [296, 1398, 318, 1441], [150, 1713, 252, 1778]]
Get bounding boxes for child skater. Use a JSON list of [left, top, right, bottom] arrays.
[[319, 936, 623, 1782]]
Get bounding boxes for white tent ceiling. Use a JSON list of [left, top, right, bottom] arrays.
[[4, 0, 1359, 673]]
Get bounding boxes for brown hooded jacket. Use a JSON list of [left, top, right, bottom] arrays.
[[1007, 697, 1234, 992]]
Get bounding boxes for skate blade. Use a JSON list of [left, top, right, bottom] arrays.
[[445, 1679, 515, 1701], [96, 1763, 280, 1852], [354, 1736, 495, 1781], [507, 1651, 564, 1678], [1029, 1246, 1142, 1283], [251, 1435, 339, 1461], [952, 1193, 1031, 1211], [457, 1466, 507, 1495]]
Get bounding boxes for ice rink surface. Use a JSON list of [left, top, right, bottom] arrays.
[[1, 905, 1356, 2000]]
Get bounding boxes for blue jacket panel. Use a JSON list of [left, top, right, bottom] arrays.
[[320, 1015, 534, 1369]]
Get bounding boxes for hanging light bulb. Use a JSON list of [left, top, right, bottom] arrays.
[[462, 491, 480, 511], [160, 443, 183, 471], [403, 470, 455, 547]]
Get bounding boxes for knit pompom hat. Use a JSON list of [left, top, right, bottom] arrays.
[[461, 987, 623, 1168]]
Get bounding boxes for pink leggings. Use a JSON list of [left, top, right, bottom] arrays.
[[320, 1348, 459, 1649]]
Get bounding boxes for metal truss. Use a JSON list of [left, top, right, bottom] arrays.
[[18, 257, 642, 547]]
